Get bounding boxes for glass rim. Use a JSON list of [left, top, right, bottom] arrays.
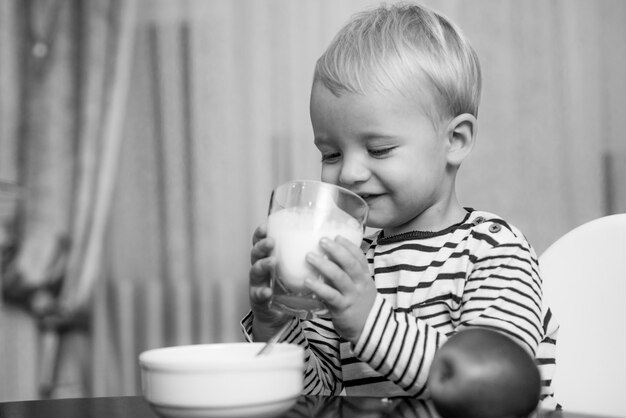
[[273, 179, 368, 208]]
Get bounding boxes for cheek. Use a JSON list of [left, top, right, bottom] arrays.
[[382, 161, 423, 193], [320, 166, 339, 184]]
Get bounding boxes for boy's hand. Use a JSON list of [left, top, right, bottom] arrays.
[[249, 224, 290, 341], [304, 236, 376, 344]]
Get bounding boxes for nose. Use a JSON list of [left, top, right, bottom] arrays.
[[339, 154, 370, 186]]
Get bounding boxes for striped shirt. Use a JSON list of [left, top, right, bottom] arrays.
[[242, 209, 558, 405]]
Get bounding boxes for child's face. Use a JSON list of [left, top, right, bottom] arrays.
[[310, 82, 453, 235]]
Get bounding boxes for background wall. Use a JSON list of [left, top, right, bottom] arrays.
[[1, 0, 625, 400]]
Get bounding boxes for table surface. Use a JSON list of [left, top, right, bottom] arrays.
[[0, 395, 612, 418]]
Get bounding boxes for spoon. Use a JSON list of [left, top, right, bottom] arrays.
[[256, 321, 292, 356]]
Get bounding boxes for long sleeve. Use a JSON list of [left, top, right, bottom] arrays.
[[343, 210, 552, 397], [459, 234, 543, 354], [241, 312, 343, 395], [350, 294, 442, 397]]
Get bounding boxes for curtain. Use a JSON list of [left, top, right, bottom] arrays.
[[1, 0, 625, 400], [0, 0, 137, 399]]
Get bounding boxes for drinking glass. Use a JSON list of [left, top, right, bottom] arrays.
[[267, 180, 368, 318]]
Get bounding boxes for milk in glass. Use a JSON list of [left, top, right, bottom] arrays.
[[267, 206, 363, 313]]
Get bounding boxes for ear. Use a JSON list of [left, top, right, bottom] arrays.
[[445, 113, 477, 166]]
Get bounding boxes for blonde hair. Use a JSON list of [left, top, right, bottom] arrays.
[[314, 2, 482, 122]]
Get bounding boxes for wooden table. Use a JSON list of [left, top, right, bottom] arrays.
[[0, 395, 612, 418]]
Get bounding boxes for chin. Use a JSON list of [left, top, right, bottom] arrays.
[[365, 218, 392, 232]]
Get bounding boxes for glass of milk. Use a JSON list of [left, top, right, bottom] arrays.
[[267, 180, 368, 318]]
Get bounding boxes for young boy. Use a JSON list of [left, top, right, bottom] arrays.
[[242, 1, 558, 407]]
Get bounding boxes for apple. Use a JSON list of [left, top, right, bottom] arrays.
[[427, 328, 541, 418]]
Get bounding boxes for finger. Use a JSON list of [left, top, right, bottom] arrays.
[[304, 276, 343, 309], [305, 251, 353, 295], [249, 257, 275, 286], [250, 285, 273, 305], [250, 237, 274, 265], [322, 237, 369, 281], [252, 223, 268, 245], [335, 235, 364, 259]]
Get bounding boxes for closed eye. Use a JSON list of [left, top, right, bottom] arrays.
[[368, 147, 396, 158], [321, 152, 341, 164]]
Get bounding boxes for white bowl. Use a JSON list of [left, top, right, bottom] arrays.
[[139, 342, 304, 418]]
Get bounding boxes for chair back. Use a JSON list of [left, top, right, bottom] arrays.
[[539, 214, 626, 417]]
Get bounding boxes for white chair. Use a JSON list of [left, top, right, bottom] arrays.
[[539, 214, 626, 417]]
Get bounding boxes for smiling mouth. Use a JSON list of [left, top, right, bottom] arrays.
[[358, 193, 382, 204]]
